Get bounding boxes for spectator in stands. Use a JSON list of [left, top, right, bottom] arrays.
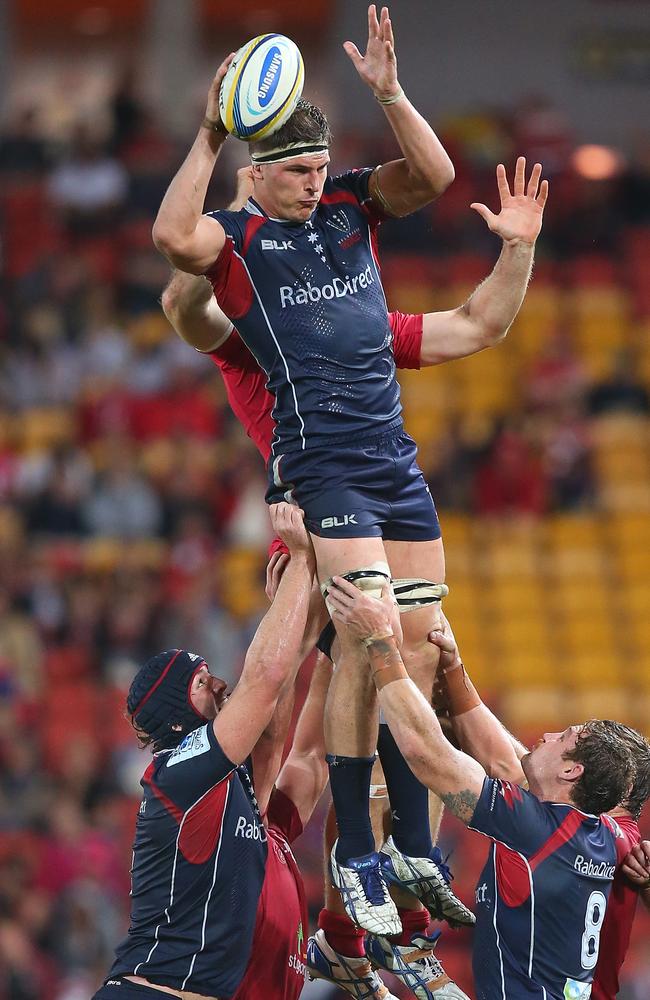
[[587, 351, 650, 417], [474, 422, 548, 516], [82, 441, 162, 539], [48, 124, 128, 236]]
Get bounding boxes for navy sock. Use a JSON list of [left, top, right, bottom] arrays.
[[377, 723, 432, 858], [327, 753, 376, 863]]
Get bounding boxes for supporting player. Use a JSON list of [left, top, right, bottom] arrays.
[[427, 615, 650, 1000], [325, 576, 641, 1000], [152, 3, 549, 935], [92, 503, 328, 1000]]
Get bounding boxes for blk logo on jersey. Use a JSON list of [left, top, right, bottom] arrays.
[[261, 239, 295, 251]]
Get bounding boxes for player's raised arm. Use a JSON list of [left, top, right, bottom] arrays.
[[417, 158, 548, 365], [344, 5, 454, 216], [152, 56, 234, 274], [622, 840, 650, 911], [213, 503, 315, 766], [429, 614, 528, 782], [327, 578, 486, 824]]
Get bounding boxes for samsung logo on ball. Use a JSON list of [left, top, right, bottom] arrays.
[[257, 47, 282, 106]]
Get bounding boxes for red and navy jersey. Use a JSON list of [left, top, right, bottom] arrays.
[[234, 788, 308, 1000], [109, 724, 267, 998], [469, 778, 620, 1000], [207, 311, 424, 463], [205, 169, 401, 455], [592, 813, 640, 1000]]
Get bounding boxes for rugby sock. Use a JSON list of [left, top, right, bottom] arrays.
[[318, 908, 366, 958], [377, 723, 433, 858], [396, 905, 430, 946], [327, 753, 376, 862]]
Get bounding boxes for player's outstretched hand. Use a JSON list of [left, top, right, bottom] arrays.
[[470, 157, 549, 246], [269, 502, 314, 563], [265, 550, 290, 601], [621, 840, 650, 888], [327, 578, 403, 647], [343, 5, 400, 102], [428, 612, 463, 671], [204, 53, 236, 128]]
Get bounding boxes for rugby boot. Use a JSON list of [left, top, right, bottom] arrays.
[[366, 931, 471, 1000], [331, 840, 402, 936], [379, 836, 475, 928], [307, 929, 398, 999]]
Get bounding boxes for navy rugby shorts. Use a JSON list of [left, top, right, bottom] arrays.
[[92, 979, 190, 999], [266, 428, 441, 541]]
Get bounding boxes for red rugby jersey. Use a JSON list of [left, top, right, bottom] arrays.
[[591, 813, 641, 1000], [206, 311, 424, 463], [232, 788, 307, 1000]]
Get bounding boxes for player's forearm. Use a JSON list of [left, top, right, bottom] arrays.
[[452, 706, 526, 782], [463, 240, 535, 343], [153, 127, 226, 261], [289, 653, 333, 758], [162, 271, 230, 352], [244, 554, 314, 692], [441, 660, 526, 780], [366, 637, 483, 822], [380, 98, 454, 208]]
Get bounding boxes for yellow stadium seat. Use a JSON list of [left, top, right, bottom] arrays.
[[18, 407, 75, 452], [496, 652, 559, 690], [565, 652, 619, 689], [545, 515, 603, 548], [500, 689, 573, 732], [571, 688, 632, 723]]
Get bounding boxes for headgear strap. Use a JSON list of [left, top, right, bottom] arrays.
[[250, 141, 329, 165]]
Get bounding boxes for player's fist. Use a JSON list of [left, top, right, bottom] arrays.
[[621, 840, 650, 888], [269, 503, 314, 562]]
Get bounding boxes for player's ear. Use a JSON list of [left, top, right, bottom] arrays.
[[252, 163, 265, 181], [561, 761, 584, 783]]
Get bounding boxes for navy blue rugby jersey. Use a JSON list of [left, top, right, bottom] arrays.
[[110, 724, 267, 998], [469, 778, 620, 1000], [204, 168, 402, 454]]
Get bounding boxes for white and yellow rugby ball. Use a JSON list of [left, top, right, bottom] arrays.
[[219, 34, 304, 142]]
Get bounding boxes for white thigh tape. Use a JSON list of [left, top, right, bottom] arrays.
[[321, 562, 391, 615], [369, 784, 389, 799], [392, 579, 449, 613]]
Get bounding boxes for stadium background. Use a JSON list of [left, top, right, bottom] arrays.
[[1, 0, 649, 996]]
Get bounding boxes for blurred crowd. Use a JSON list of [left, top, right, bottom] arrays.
[[1, 73, 649, 999]]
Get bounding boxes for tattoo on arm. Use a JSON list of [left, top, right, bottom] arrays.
[[440, 788, 480, 825]]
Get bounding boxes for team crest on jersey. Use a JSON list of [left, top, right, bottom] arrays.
[[326, 209, 351, 234], [167, 725, 211, 766]]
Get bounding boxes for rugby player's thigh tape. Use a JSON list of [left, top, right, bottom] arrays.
[[320, 563, 391, 616]]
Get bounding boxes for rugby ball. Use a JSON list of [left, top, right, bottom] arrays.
[[219, 34, 304, 142]]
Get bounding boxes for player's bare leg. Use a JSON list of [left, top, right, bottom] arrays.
[[378, 538, 473, 930], [311, 531, 402, 935]]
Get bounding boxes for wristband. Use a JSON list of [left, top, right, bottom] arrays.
[[375, 87, 404, 106], [366, 635, 409, 690], [441, 661, 481, 716], [201, 115, 229, 137]]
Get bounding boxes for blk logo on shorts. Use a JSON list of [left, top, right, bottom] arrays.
[[321, 514, 358, 528]]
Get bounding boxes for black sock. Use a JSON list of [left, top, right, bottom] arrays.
[[326, 753, 376, 863], [378, 723, 432, 858]]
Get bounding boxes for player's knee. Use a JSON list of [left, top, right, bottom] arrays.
[[321, 562, 391, 614]]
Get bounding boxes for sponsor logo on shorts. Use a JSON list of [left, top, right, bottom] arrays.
[[279, 264, 374, 308], [235, 815, 267, 842], [321, 514, 358, 528], [573, 855, 615, 880]]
